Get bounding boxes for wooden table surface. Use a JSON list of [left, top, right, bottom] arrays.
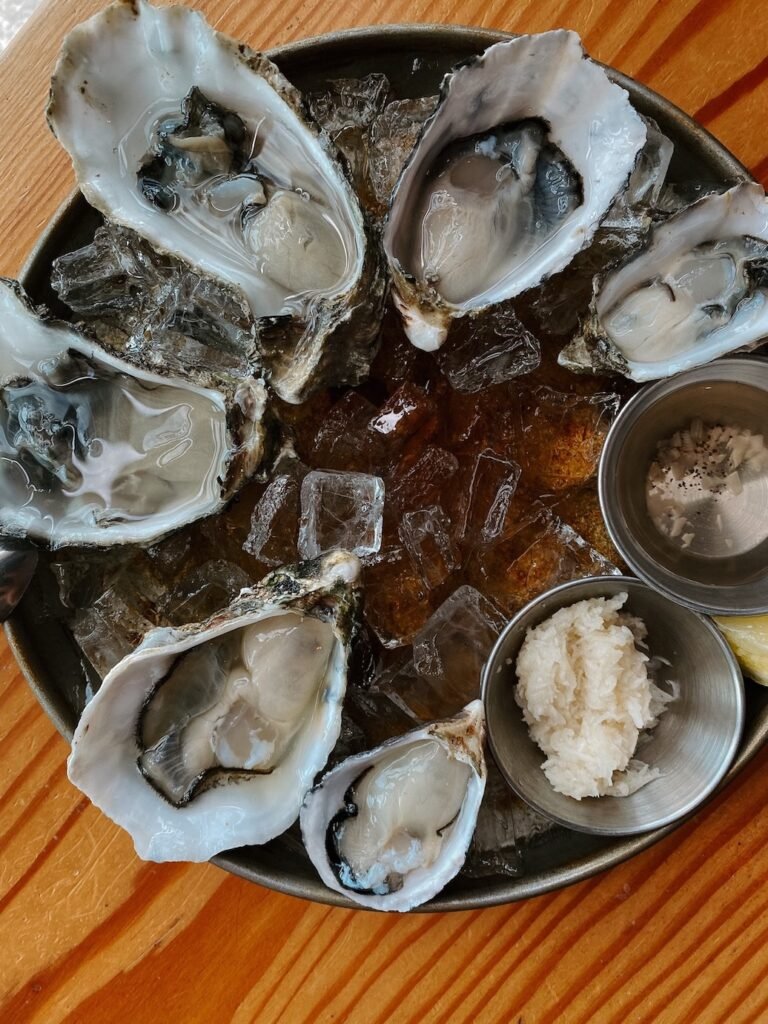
[[1, 1, 767, 1021]]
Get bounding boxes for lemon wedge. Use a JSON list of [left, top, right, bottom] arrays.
[[713, 615, 768, 686]]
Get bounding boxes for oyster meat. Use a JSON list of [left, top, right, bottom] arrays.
[[560, 183, 768, 380], [383, 31, 647, 351], [47, 0, 385, 403], [68, 551, 361, 861], [301, 700, 486, 910], [0, 279, 269, 547]]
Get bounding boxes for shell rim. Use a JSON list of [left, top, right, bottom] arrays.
[[7, 21, 766, 913]]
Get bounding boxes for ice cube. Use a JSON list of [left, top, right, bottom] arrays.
[[468, 507, 621, 615], [369, 655, 424, 715], [627, 117, 674, 209], [71, 584, 155, 677], [656, 181, 727, 215], [362, 546, 431, 648], [603, 116, 674, 227], [374, 585, 506, 720], [442, 390, 486, 445], [310, 392, 387, 473], [437, 378, 524, 453], [435, 308, 541, 392], [244, 472, 302, 566], [399, 505, 459, 589], [513, 386, 620, 494], [307, 75, 391, 209], [464, 761, 522, 878], [511, 798, 558, 845], [413, 584, 506, 687], [454, 449, 522, 543], [51, 223, 257, 377], [307, 74, 391, 135], [60, 549, 169, 627], [369, 96, 437, 206], [464, 760, 555, 878], [369, 382, 438, 445], [51, 224, 145, 315], [145, 531, 193, 574], [52, 559, 98, 611], [51, 548, 132, 611], [298, 470, 385, 559], [553, 482, 626, 568], [71, 605, 135, 678], [123, 323, 253, 381], [343, 687, 421, 747], [389, 445, 459, 512], [161, 560, 253, 625]]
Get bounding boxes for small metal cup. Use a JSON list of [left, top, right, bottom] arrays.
[[598, 357, 768, 615], [482, 576, 744, 836]]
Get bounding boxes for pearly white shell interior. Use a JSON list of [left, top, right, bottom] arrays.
[[0, 280, 233, 547]]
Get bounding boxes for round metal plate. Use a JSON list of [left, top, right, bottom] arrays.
[[7, 24, 768, 912]]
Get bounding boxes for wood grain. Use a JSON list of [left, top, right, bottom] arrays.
[[0, 1, 767, 1021]]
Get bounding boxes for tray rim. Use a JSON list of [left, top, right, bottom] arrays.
[[7, 21, 766, 913]]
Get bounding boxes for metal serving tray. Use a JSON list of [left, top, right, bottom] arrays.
[[8, 25, 768, 911]]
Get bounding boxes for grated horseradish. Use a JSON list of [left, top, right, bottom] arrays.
[[515, 594, 676, 800]]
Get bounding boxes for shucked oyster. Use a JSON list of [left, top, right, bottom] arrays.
[[301, 701, 486, 911], [560, 183, 768, 380], [68, 551, 361, 862], [47, 0, 385, 404], [383, 31, 647, 351], [0, 279, 269, 548]]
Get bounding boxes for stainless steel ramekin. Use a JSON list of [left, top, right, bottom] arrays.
[[482, 576, 744, 836], [598, 357, 768, 616]]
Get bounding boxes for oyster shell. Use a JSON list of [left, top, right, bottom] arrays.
[[47, 0, 385, 404], [560, 184, 768, 380], [300, 700, 486, 911], [383, 31, 647, 351], [0, 278, 270, 548], [68, 551, 361, 862]]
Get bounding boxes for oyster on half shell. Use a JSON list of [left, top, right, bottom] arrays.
[[560, 183, 768, 380], [0, 279, 270, 548], [47, 0, 385, 403], [301, 700, 487, 911], [68, 551, 361, 862], [383, 31, 647, 351]]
